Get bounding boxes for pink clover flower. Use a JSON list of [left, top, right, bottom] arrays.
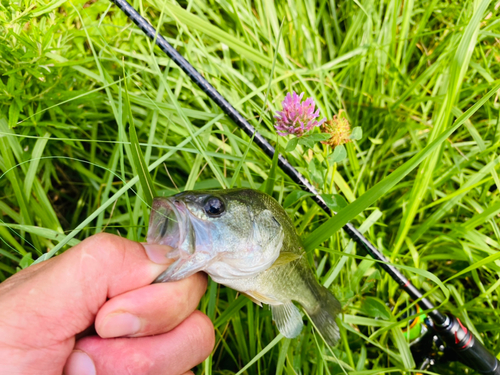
[[274, 91, 326, 137]]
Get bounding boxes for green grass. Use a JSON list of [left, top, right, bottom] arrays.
[[1, 0, 500, 373]]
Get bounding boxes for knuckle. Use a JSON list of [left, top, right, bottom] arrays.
[[80, 233, 133, 264], [85, 233, 123, 254]]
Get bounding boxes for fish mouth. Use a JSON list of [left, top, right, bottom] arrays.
[[148, 197, 191, 257], [148, 196, 216, 282]]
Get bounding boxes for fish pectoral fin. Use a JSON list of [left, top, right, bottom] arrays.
[[269, 251, 302, 270], [243, 290, 276, 306], [271, 302, 303, 339], [242, 292, 262, 306]]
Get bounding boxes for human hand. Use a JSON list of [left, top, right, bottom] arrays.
[[0, 233, 214, 375]]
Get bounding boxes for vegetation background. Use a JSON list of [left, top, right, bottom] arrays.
[[1, 0, 500, 373]]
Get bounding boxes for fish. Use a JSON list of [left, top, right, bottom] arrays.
[[147, 189, 342, 345]]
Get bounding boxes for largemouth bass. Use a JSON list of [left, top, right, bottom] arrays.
[[147, 189, 342, 345]]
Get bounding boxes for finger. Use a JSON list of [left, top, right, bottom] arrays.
[[0, 234, 174, 348], [65, 311, 214, 375], [95, 272, 207, 338]]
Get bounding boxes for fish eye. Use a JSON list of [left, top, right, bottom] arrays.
[[203, 196, 225, 217]]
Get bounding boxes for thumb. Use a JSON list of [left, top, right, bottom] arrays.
[[0, 233, 172, 348]]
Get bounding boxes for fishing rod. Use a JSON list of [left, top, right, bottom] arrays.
[[109, 0, 499, 373]]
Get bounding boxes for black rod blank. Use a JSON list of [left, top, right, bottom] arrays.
[[110, 0, 443, 321]]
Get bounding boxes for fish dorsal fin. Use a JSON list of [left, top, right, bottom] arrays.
[[271, 302, 303, 338], [269, 252, 302, 269]]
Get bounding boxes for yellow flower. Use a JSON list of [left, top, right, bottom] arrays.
[[321, 110, 351, 147]]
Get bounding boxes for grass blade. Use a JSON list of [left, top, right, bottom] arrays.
[[125, 83, 156, 207], [304, 80, 500, 251]]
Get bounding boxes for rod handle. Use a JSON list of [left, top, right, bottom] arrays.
[[436, 315, 500, 374]]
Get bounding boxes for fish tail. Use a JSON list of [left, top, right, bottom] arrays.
[[306, 283, 342, 346]]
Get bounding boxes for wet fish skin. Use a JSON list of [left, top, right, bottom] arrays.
[[148, 189, 341, 345]]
